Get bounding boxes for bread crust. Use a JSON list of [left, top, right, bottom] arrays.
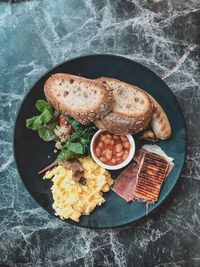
[[44, 73, 113, 124], [147, 94, 172, 140], [95, 77, 153, 135]]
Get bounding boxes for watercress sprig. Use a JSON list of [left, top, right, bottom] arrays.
[[26, 100, 58, 141]]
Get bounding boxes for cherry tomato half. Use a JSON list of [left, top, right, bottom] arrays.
[[59, 117, 67, 125]]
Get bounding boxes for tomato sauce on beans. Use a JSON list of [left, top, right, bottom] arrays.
[[93, 132, 130, 166]]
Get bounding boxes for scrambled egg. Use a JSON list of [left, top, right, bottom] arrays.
[[44, 157, 113, 222]]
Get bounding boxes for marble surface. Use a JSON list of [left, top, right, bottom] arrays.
[[0, 0, 200, 266]]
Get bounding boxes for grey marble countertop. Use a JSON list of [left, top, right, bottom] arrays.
[[0, 0, 200, 266]]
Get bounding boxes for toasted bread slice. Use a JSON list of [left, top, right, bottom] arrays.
[[44, 73, 113, 124], [95, 77, 153, 135]]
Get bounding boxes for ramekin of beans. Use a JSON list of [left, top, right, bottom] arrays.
[[90, 130, 135, 170]]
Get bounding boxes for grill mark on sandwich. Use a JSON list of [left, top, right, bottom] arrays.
[[140, 165, 167, 175], [133, 151, 169, 202], [136, 176, 163, 187]]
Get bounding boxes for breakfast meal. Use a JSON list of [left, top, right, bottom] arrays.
[[26, 72, 174, 222]]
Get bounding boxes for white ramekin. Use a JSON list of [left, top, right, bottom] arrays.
[[90, 130, 135, 170]]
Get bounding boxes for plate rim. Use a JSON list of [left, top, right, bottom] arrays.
[[13, 53, 187, 229]]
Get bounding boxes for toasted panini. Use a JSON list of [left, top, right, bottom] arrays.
[[133, 152, 169, 202]]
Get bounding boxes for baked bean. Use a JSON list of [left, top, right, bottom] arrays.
[[105, 149, 113, 160], [100, 156, 107, 163], [95, 148, 101, 157], [98, 142, 104, 149], [115, 144, 123, 153], [124, 150, 129, 155], [101, 149, 106, 156], [110, 140, 115, 145], [106, 134, 112, 139], [120, 136, 128, 142], [116, 157, 121, 162], [123, 151, 129, 160], [100, 135, 106, 142], [104, 138, 111, 144], [123, 142, 130, 149], [111, 158, 117, 164], [116, 151, 124, 157], [122, 154, 128, 161]]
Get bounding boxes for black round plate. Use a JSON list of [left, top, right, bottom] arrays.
[[13, 55, 186, 229]]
